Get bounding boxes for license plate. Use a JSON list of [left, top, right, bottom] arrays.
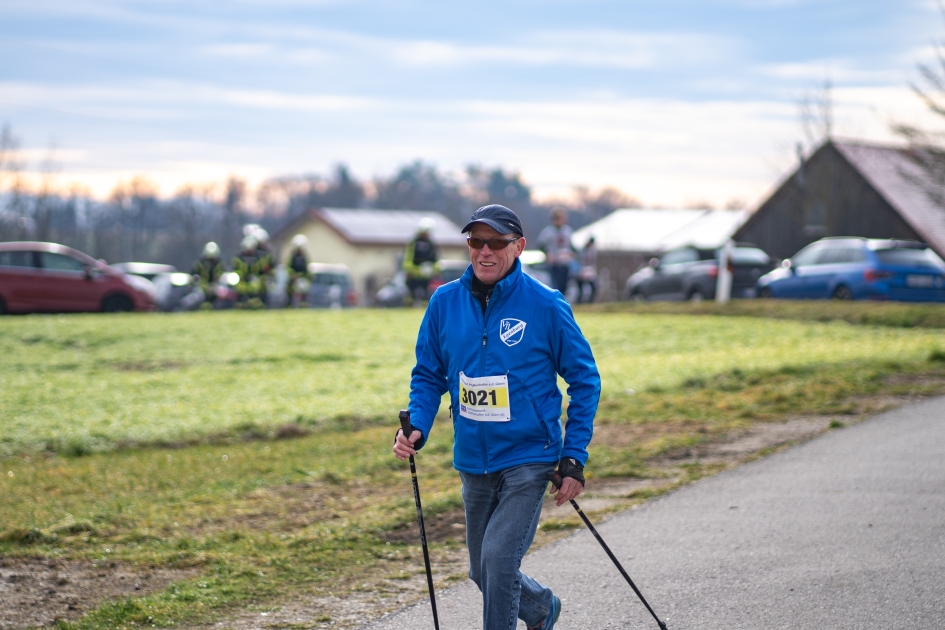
[[906, 274, 935, 288]]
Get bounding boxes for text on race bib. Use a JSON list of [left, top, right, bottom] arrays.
[[458, 372, 510, 422]]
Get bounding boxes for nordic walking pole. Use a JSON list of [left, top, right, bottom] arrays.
[[548, 471, 668, 630], [399, 410, 440, 630]]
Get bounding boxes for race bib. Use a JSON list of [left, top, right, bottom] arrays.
[[458, 372, 510, 422]]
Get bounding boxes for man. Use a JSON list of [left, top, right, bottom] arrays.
[[193, 241, 225, 305], [286, 234, 311, 307], [577, 235, 598, 304], [233, 234, 264, 308], [393, 204, 600, 630], [536, 208, 575, 296], [402, 217, 440, 304], [249, 225, 275, 305]]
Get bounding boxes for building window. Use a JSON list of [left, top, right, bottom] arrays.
[[804, 201, 827, 236]]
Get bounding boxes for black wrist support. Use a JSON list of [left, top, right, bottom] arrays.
[[552, 457, 585, 488], [394, 425, 426, 450]]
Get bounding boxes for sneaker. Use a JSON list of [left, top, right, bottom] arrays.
[[528, 595, 561, 630]]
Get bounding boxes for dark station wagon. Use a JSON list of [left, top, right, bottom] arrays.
[[626, 244, 775, 302]]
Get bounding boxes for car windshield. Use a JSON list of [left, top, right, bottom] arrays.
[[312, 273, 349, 285], [874, 248, 945, 268], [723, 248, 770, 264], [660, 249, 699, 265], [439, 268, 467, 283], [791, 244, 822, 267]]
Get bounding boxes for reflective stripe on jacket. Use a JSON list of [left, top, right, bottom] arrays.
[[408, 259, 600, 474]]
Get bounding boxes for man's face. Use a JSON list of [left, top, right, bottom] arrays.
[[468, 224, 526, 284]]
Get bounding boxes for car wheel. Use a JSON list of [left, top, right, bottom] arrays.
[[629, 291, 646, 304], [832, 285, 854, 300], [102, 294, 134, 313], [758, 287, 774, 299], [688, 290, 706, 303]]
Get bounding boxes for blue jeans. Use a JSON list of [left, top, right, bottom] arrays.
[[460, 462, 557, 630], [549, 265, 570, 295]]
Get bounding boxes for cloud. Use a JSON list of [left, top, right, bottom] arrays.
[[0, 80, 378, 116], [5, 74, 928, 205], [383, 30, 736, 70], [759, 60, 907, 84], [201, 42, 332, 63]]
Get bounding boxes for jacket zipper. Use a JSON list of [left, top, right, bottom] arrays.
[[479, 290, 492, 472]]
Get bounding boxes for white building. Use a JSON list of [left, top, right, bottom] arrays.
[[571, 208, 750, 300], [271, 208, 468, 304]]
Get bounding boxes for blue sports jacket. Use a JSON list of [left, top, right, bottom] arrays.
[[408, 259, 601, 474]]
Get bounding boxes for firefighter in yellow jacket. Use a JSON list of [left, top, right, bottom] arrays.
[[193, 242, 226, 306], [402, 217, 440, 304], [233, 235, 264, 308]]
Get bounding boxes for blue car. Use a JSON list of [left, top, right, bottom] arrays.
[[756, 238, 945, 302]]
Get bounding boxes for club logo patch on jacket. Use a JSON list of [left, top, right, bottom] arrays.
[[499, 318, 527, 347]]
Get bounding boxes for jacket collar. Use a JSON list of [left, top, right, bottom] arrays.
[[460, 258, 522, 302]]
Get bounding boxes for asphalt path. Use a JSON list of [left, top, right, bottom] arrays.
[[362, 396, 945, 630]]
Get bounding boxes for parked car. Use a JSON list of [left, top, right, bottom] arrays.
[[756, 238, 945, 301], [111, 262, 205, 312], [518, 250, 555, 289], [626, 244, 774, 302], [375, 270, 411, 307], [428, 259, 471, 293], [376, 260, 468, 307], [111, 262, 177, 281], [0, 241, 156, 314], [308, 263, 357, 308]]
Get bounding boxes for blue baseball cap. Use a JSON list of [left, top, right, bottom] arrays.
[[461, 204, 524, 236]]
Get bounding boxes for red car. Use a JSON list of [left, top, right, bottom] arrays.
[[0, 242, 156, 314]]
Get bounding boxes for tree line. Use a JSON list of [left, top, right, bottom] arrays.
[[0, 127, 638, 270]]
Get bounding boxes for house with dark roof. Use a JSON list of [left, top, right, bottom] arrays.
[[734, 139, 945, 260], [271, 208, 468, 304]]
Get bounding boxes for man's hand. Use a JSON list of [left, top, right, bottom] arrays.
[[393, 429, 423, 460], [549, 476, 583, 506], [548, 457, 585, 506]]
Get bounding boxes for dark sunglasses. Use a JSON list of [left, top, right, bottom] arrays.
[[467, 236, 520, 250]]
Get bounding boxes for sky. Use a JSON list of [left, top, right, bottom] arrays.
[[1, 0, 942, 208]]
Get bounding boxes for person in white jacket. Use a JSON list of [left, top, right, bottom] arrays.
[[536, 208, 575, 296]]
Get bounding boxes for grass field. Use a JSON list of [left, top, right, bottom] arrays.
[[1, 303, 945, 628], [2, 305, 945, 457], [587, 298, 945, 328]]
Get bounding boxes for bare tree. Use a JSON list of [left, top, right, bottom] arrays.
[[32, 145, 60, 242], [220, 177, 248, 255], [573, 185, 641, 221], [106, 177, 160, 262], [798, 77, 834, 153], [889, 13, 945, 208], [0, 125, 28, 240], [0, 125, 23, 191]]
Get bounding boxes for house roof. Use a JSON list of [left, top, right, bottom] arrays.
[[273, 208, 467, 247], [832, 140, 945, 257], [571, 208, 750, 252]]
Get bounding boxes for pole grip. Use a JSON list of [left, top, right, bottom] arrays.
[[547, 470, 563, 489], [399, 409, 412, 441]]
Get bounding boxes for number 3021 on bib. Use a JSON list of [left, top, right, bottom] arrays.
[[458, 372, 511, 422]]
